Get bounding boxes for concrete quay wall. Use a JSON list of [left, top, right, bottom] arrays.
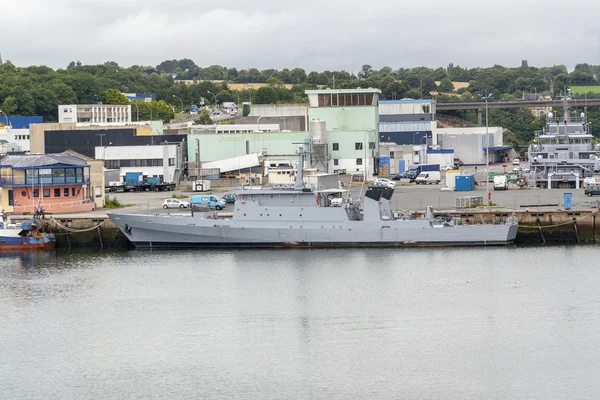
[[21, 208, 598, 249]]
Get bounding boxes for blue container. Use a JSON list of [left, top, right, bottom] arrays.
[[146, 177, 161, 185], [125, 172, 143, 186], [564, 192, 572, 210], [455, 174, 475, 192]]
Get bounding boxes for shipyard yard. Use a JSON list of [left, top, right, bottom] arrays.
[[107, 180, 596, 216]]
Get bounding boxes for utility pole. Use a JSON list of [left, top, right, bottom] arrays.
[[482, 92, 493, 205]]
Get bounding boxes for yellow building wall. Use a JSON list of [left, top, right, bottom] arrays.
[[136, 127, 152, 136], [88, 159, 105, 208], [30, 123, 77, 154]]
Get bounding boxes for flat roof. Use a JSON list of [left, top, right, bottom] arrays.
[[305, 88, 381, 95], [380, 99, 436, 104]]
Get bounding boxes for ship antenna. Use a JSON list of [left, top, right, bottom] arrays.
[[292, 142, 311, 190]]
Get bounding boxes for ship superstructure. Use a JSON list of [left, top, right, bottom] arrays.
[[528, 95, 600, 188]]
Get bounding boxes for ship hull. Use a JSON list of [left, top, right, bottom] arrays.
[[108, 213, 518, 249], [0, 233, 56, 252]]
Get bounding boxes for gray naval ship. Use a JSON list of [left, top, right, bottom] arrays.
[[108, 149, 518, 249]]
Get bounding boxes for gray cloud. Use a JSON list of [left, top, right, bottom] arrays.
[[1, 0, 599, 71]]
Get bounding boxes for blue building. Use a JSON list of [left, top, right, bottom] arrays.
[[378, 100, 437, 146]]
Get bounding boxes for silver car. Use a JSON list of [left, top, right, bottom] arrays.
[[162, 199, 190, 209], [368, 178, 396, 189]]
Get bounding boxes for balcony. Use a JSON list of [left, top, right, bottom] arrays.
[[0, 176, 90, 187]]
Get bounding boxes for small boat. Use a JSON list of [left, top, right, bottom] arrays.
[[0, 212, 56, 252]]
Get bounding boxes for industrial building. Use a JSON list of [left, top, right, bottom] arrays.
[[95, 144, 184, 183], [436, 127, 511, 165], [188, 88, 381, 180], [379, 99, 437, 146], [59, 104, 132, 124]]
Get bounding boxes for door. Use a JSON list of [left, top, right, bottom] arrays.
[[8, 190, 14, 206]]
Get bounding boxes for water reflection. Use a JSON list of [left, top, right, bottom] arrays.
[[0, 250, 56, 269]]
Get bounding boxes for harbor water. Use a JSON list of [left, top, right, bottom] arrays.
[[1, 247, 600, 399]]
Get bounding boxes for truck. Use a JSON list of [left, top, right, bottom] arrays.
[[493, 174, 508, 190], [121, 172, 176, 192], [400, 164, 440, 182]]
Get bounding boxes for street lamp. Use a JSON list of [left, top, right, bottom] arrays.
[[482, 92, 493, 205], [412, 131, 420, 145], [132, 102, 139, 122], [207, 90, 218, 109], [172, 95, 184, 113]]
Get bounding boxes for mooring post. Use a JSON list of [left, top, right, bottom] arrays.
[[536, 218, 546, 244], [572, 217, 580, 243]]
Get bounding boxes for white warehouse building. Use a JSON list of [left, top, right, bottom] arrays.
[[95, 144, 183, 183]]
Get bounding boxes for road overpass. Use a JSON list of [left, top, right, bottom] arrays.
[[436, 98, 600, 111], [436, 98, 600, 124]]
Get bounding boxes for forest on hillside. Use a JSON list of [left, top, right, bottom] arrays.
[[1, 59, 600, 144]]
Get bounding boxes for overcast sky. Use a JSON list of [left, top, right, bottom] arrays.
[[2, 0, 599, 72]]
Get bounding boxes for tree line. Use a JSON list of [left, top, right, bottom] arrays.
[[1, 58, 600, 143]]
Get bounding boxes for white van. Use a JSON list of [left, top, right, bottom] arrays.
[[512, 158, 520, 166], [493, 174, 508, 190], [415, 171, 441, 185]]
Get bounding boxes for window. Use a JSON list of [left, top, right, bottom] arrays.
[[333, 143, 339, 151], [33, 189, 39, 198], [53, 169, 65, 184], [355, 142, 363, 150], [64, 188, 69, 197], [390, 151, 395, 159], [356, 158, 363, 166], [369, 142, 375, 150], [72, 188, 76, 197], [54, 188, 61, 197], [333, 159, 339, 166], [43, 188, 50, 198]]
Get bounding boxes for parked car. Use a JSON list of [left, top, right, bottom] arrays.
[[162, 198, 190, 209], [368, 178, 396, 189], [392, 174, 403, 180], [512, 158, 521, 166], [222, 193, 236, 203], [441, 165, 455, 172], [585, 183, 600, 196]]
